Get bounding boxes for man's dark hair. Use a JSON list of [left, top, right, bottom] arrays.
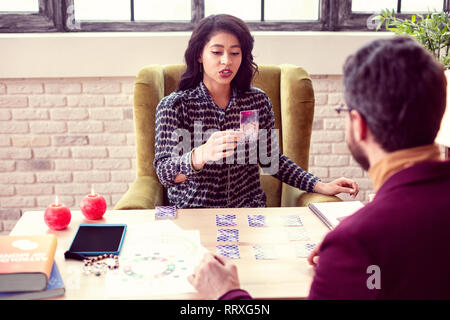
[[178, 14, 258, 92], [343, 36, 447, 152]]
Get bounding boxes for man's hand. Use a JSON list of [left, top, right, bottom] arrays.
[[188, 253, 241, 299], [307, 242, 321, 267], [313, 177, 359, 198]]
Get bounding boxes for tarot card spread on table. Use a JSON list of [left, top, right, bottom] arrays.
[[155, 206, 177, 220], [216, 244, 240, 259], [217, 229, 239, 242], [216, 214, 237, 227]]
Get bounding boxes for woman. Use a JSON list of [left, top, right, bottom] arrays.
[[154, 14, 358, 208]]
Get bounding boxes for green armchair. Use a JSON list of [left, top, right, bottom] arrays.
[[114, 64, 340, 210]]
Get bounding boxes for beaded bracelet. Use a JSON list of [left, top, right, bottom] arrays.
[[82, 254, 119, 276]]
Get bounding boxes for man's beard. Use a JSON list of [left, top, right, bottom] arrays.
[[347, 128, 370, 171]]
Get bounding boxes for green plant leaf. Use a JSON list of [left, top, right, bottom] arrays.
[[376, 9, 450, 68]]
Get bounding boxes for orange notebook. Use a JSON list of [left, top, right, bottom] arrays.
[[0, 235, 57, 293]]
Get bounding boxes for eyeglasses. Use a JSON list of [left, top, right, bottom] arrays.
[[334, 104, 353, 115]]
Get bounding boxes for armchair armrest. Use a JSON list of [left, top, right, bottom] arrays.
[[113, 176, 165, 210], [281, 184, 341, 207], [296, 192, 342, 207]]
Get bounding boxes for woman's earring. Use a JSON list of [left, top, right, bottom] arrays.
[[199, 63, 203, 73]]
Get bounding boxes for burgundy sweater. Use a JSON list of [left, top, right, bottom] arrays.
[[220, 160, 450, 300]]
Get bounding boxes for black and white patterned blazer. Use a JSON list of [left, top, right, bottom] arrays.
[[154, 82, 320, 208]]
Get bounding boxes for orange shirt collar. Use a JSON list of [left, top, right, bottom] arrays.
[[368, 144, 443, 192]]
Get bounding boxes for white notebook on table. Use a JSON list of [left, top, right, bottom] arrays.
[[308, 201, 364, 229]]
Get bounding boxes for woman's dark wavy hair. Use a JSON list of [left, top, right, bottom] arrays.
[[178, 14, 258, 93]]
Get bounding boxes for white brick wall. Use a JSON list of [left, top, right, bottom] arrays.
[[0, 75, 378, 234], [309, 75, 374, 203]]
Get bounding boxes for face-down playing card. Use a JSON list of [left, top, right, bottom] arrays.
[[155, 206, 177, 220], [279, 215, 303, 226], [247, 215, 267, 227], [285, 227, 310, 241], [248, 214, 303, 227], [252, 245, 278, 260], [294, 243, 317, 258], [216, 244, 240, 259], [216, 214, 237, 227], [217, 229, 239, 242]]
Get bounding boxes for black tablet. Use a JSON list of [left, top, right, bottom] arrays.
[[68, 224, 127, 256]]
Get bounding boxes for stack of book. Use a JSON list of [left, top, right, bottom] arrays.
[[0, 234, 65, 300]]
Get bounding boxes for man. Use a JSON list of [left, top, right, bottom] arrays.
[[188, 36, 450, 299]]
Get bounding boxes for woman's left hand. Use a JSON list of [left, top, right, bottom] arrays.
[[313, 177, 359, 198]]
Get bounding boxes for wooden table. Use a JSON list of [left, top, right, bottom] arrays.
[[10, 207, 329, 299]]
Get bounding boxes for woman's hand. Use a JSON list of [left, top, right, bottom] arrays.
[[191, 131, 243, 170], [313, 177, 359, 198]]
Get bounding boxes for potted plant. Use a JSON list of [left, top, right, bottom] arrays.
[[376, 9, 450, 68]]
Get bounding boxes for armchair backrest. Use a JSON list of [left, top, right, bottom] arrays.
[[132, 64, 315, 207]]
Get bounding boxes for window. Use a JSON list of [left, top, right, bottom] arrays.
[[205, 0, 261, 21], [72, 0, 191, 22], [0, 0, 62, 32], [352, 0, 444, 13], [69, 0, 325, 32], [67, 0, 194, 31], [334, 0, 448, 31], [0, 0, 448, 33], [264, 0, 320, 21], [0, 0, 39, 12], [134, 0, 191, 21], [74, 0, 131, 21], [203, 0, 320, 22]]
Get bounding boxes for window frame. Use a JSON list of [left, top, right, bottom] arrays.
[[333, 0, 450, 31], [0, 0, 448, 33], [63, 0, 202, 32], [0, 0, 63, 32]]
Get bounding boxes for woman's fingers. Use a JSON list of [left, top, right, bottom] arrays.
[[335, 177, 359, 198], [212, 132, 243, 146], [203, 131, 244, 162]]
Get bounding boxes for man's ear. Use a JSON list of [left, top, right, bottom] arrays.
[[350, 110, 368, 142]]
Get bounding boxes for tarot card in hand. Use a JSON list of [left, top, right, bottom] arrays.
[[216, 214, 237, 227], [216, 244, 240, 259], [240, 110, 259, 141], [217, 229, 239, 242], [155, 206, 177, 220]]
